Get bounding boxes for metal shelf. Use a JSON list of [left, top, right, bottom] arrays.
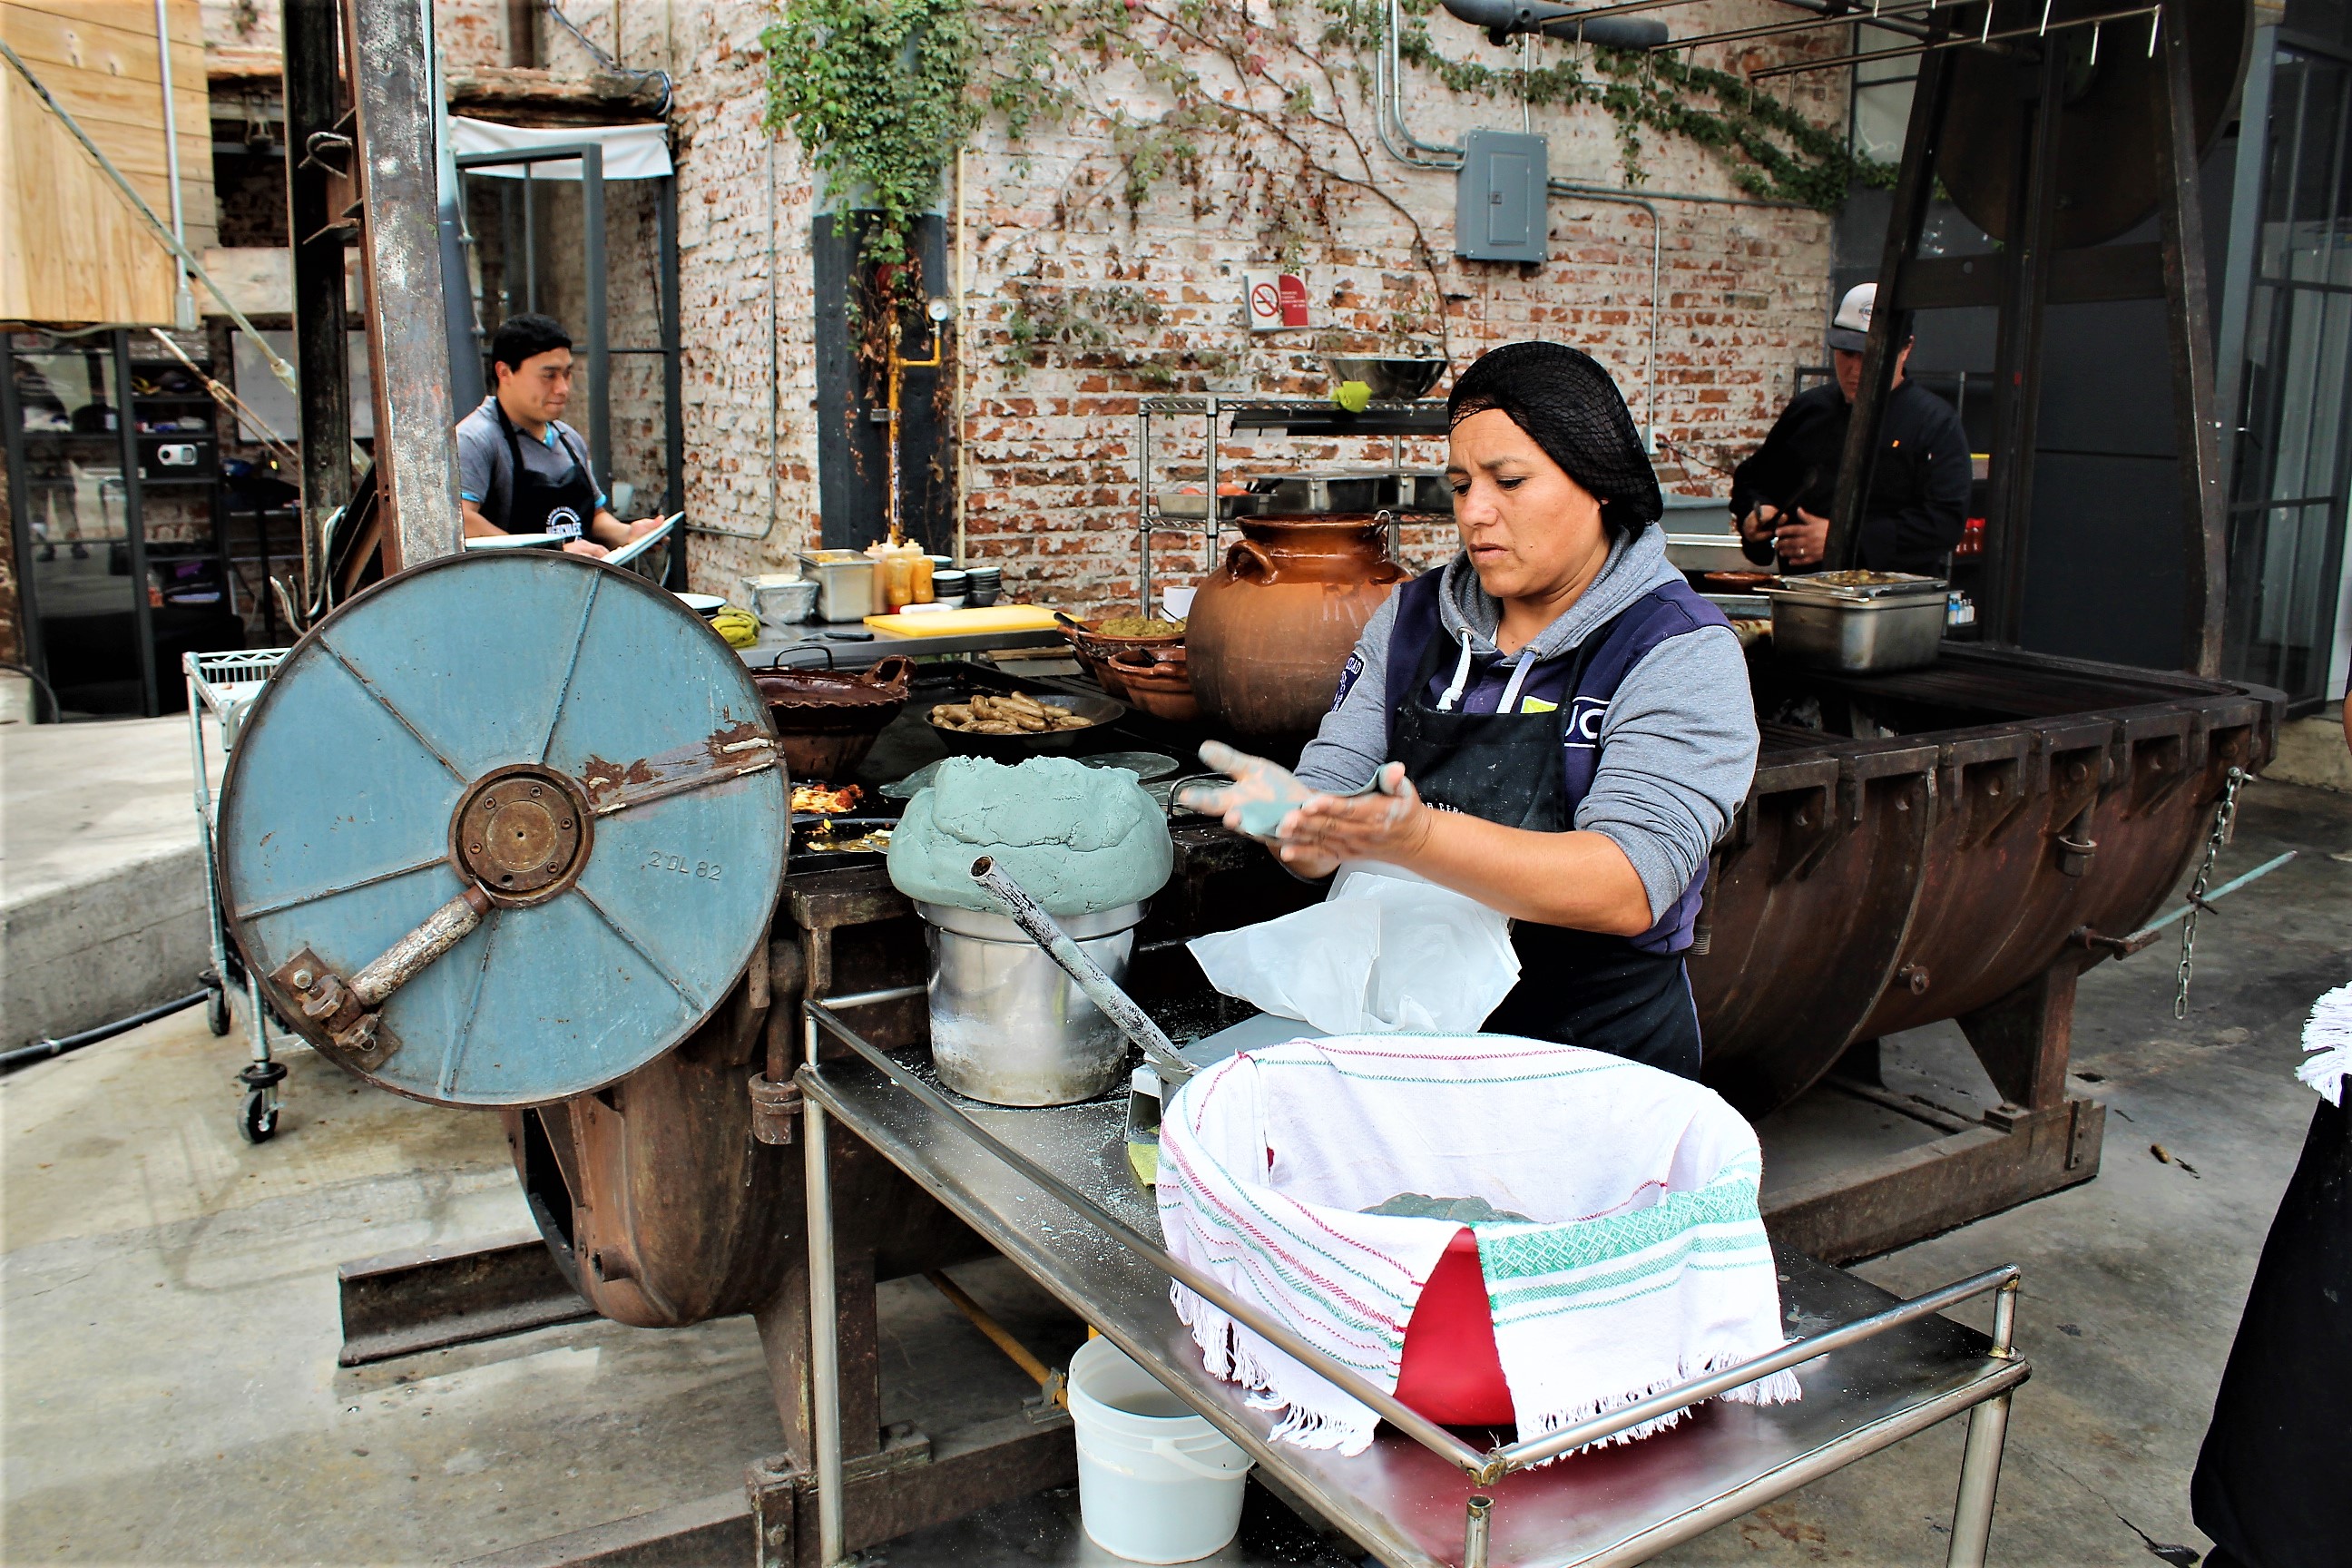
[[1132, 395, 1448, 614]]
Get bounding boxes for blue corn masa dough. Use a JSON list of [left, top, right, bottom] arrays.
[[1238, 798, 1298, 839], [887, 755, 1172, 916], [1363, 1192, 1533, 1223]]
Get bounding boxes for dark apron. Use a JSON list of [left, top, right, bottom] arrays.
[[492, 401, 600, 546], [2190, 1093, 2351, 1568], [1387, 614, 1704, 1078]]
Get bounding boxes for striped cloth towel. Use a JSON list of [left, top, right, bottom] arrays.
[[1156, 1034, 1799, 1458]]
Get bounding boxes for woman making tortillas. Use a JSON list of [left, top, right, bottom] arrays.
[[1181, 342, 1759, 1077]]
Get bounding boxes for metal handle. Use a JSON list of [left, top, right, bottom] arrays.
[[272, 887, 492, 1061], [967, 858, 1195, 1089]]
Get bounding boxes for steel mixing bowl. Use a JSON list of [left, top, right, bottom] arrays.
[[1323, 356, 1449, 400]]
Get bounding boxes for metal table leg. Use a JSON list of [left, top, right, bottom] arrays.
[[804, 1013, 848, 1568], [1945, 1277, 2020, 1567]]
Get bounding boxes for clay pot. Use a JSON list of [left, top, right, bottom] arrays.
[[1059, 616, 1184, 701], [1109, 645, 1202, 724], [751, 655, 914, 781], [1185, 514, 1407, 744]]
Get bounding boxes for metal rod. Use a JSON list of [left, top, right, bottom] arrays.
[[2131, 850, 2297, 936], [1492, 1263, 2024, 1466], [1464, 1494, 1494, 1568], [1749, 5, 2159, 75], [152, 0, 196, 331], [967, 858, 1195, 1088], [803, 1014, 848, 1568], [799, 1004, 1494, 1477], [926, 1269, 1062, 1396], [1651, 0, 1945, 52], [1945, 1277, 2021, 1566], [821, 983, 928, 1010]]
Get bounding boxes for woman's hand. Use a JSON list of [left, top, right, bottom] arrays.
[[1173, 741, 1317, 839], [1278, 763, 1426, 872]]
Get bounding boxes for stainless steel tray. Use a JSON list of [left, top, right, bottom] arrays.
[[1762, 586, 1947, 672]]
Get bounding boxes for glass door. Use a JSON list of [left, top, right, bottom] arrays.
[[2220, 36, 2352, 706], [3, 330, 153, 717]]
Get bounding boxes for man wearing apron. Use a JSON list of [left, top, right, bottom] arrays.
[[1182, 343, 1759, 1076], [456, 314, 663, 557]]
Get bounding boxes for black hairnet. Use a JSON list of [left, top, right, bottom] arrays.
[[1447, 342, 1663, 535]]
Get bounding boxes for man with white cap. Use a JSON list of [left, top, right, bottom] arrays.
[[1730, 283, 1971, 573]]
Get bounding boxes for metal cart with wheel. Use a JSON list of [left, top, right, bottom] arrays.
[[185, 647, 292, 1142]]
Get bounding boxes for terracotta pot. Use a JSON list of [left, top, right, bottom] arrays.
[[1058, 616, 1183, 701], [751, 655, 914, 781], [1185, 514, 1407, 744], [1109, 645, 1203, 724]]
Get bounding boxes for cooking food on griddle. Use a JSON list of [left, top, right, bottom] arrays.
[[801, 821, 893, 854], [791, 782, 864, 815], [929, 691, 1095, 735]]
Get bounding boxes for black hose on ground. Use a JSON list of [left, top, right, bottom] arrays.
[[0, 991, 211, 1075]]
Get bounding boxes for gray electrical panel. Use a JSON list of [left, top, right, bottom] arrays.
[[1455, 130, 1550, 262]]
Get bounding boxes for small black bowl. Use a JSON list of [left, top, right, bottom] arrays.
[[924, 690, 1128, 760]]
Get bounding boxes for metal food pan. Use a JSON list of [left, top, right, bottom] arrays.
[[798, 551, 882, 622], [1763, 588, 1946, 672]]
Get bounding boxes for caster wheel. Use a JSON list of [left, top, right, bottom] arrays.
[[206, 987, 232, 1037], [239, 1090, 279, 1144]]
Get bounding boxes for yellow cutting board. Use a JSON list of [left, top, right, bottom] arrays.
[[863, 604, 1062, 636]]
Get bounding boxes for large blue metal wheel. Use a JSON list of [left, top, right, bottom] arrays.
[[218, 552, 789, 1106]]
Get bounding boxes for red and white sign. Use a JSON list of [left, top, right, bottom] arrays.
[[1243, 270, 1310, 331]]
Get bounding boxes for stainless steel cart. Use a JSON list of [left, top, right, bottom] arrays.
[[799, 997, 2028, 1568], [185, 647, 292, 1142]]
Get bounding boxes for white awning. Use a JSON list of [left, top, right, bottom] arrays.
[[449, 116, 672, 181]]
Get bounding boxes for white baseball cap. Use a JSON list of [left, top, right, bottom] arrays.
[[1827, 283, 1876, 351]]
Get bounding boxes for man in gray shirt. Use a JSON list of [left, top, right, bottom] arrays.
[[457, 314, 661, 557]]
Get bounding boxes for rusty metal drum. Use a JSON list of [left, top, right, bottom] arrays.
[[217, 551, 789, 1106]]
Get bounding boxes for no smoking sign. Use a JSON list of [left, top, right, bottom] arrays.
[[1242, 270, 1309, 331]]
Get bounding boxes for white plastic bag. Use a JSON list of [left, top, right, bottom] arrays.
[[1185, 864, 1521, 1034]]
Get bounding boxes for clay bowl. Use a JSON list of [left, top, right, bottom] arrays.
[[1058, 615, 1184, 701], [1108, 646, 1202, 725], [924, 689, 1128, 760], [752, 655, 914, 781]]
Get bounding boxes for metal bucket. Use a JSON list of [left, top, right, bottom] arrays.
[[916, 900, 1147, 1107]]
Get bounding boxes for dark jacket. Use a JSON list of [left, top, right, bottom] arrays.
[[1730, 380, 1972, 574]]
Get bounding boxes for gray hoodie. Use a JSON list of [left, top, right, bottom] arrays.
[[1293, 527, 1759, 922]]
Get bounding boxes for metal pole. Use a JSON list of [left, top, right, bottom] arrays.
[[152, 0, 197, 331], [658, 174, 684, 579], [1945, 1277, 2020, 1566], [2152, 0, 2229, 675], [1825, 24, 1953, 573], [1464, 1494, 1494, 1568], [282, 0, 353, 610], [347, 0, 464, 571], [581, 144, 610, 488], [803, 1012, 848, 1568]]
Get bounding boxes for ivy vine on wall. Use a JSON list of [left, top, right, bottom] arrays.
[[762, 0, 1881, 382]]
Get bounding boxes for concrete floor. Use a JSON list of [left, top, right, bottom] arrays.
[[3, 779, 2345, 1566]]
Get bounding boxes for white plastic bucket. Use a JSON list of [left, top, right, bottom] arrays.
[[1066, 1336, 1253, 1563]]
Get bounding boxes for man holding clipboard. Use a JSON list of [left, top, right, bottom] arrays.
[[456, 314, 667, 559]]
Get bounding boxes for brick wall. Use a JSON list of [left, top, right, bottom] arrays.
[[625, 0, 1850, 610], [201, 2, 1849, 612]]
